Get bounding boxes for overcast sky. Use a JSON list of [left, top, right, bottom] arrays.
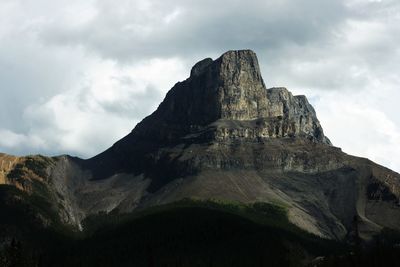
[[0, 0, 399, 172]]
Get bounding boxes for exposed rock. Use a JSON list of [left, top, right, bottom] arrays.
[[126, 50, 329, 145]]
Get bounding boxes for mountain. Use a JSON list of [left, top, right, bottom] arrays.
[[1, 50, 400, 246]]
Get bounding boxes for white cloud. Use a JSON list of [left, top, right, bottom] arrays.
[[314, 89, 400, 172], [0, 129, 26, 149], [0, 129, 46, 153], [17, 57, 187, 157]]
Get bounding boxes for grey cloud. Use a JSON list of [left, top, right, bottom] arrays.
[[37, 0, 400, 96], [39, 0, 348, 62], [0, 40, 87, 132], [101, 85, 162, 119]]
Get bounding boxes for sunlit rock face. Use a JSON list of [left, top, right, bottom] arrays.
[[128, 50, 330, 145]]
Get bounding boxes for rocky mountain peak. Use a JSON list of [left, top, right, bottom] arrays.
[[10, 49, 397, 243], [186, 50, 267, 121], [1, 46, 400, 256], [214, 50, 267, 120], [190, 50, 262, 80], [190, 57, 213, 77], [129, 49, 330, 145]]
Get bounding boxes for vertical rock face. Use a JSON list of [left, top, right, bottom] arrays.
[[157, 50, 267, 125], [263, 88, 329, 143], [87, 49, 331, 182], [214, 50, 268, 120], [130, 50, 330, 144], [137, 50, 267, 131]]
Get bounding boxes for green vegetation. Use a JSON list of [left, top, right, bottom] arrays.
[[0, 185, 72, 233], [71, 199, 346, 267], [320, 244, 400, 266], [0, 185, 77, 266], [82, 198, 292, 235], [0, 192, 399, 267], [0, 194, 343, 267]]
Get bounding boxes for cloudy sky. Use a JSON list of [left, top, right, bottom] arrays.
[[0, 0, 399, 172]]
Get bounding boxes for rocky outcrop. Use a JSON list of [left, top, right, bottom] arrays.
[[86, 50, 330, 178], [210, 88, 330, 143], [127, 50, 329, 145]]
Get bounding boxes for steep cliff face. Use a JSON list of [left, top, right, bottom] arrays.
[[86, 50, 330, 179], [0, 50, 399, 241], [212, 87, 330, 143], [127, 50, 329, 144]]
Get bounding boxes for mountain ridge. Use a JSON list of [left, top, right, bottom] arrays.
[[86, 50, 330, 180], [0, 50, 399, 241]]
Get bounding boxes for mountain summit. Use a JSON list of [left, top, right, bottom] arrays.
[[88, 50, 330, 180], [1, 50, 399, 241], [124, 50, 329, 144]]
